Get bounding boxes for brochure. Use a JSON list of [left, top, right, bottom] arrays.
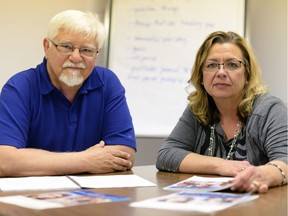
[[0, 190, 130, 210], [130, 191, 259, 213], [163, 175, 234, 192]]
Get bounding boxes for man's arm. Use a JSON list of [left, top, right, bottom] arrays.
[[0, 142, 135, 177]]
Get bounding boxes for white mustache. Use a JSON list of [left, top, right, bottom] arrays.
[[62, 61, 86, 69]]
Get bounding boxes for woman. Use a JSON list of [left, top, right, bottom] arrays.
[[156, 31, 287, 193]]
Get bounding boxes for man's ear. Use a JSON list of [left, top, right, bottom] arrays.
[[43, 38, 50, 59]]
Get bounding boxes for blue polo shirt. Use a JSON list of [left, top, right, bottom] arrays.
[[0, 58, 136, 152]]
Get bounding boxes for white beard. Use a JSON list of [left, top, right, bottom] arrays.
[[60, 61, 86, 87], [59, 69, 84, 87]]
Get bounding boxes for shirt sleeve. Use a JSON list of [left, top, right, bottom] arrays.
[[246, 94, 288, 164], [0, 73, 31, 148], [156, 107, 200, 172], [100, 69, 137, 150]]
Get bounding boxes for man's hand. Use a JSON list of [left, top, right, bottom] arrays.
[[82, 141, 135, 173]]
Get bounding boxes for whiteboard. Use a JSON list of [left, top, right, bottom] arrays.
[[109, 0, 245, 137]]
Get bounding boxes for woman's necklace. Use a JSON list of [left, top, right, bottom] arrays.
[[208, 122, 242, 160]]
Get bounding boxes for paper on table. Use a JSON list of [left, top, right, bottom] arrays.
[[0, 176, 79, 192], [130, 191, 259, 213], [163, 176, 234, 192], [69, 175, 156, 188], [0, 175, 156, 192], [0, 190, 130, 210]]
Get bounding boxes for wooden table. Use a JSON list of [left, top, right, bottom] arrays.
[[0, 165, 287, 216]]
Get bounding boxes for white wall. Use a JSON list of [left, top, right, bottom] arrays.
[[246, 0, 287, 104], [0, 0, 109, 90]]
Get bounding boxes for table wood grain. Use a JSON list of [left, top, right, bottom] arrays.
[[0, 165, 287, 216]]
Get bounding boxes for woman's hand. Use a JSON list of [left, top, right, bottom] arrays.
[[216, 159, 251, 177], [230, 165, 269, 193]]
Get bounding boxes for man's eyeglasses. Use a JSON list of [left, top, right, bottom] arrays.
[[49, 39, 99, 57], [203, 60, 246, 73]]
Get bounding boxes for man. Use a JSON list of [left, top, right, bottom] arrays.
[[0, 10, 136, 177]]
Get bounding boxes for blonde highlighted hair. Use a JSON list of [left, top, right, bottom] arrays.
[[188, 31, 267, 126]]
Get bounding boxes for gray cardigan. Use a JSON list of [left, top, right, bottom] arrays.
[[156, 93, 288, 172]]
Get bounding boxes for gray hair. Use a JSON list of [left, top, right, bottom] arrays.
[[47, 10, 106, 50]]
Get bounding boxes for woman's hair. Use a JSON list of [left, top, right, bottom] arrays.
[[47, 10, 106, 50], [188, 31, 267, 126]]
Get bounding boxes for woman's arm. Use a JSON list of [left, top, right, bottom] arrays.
[[179, 152, 251, 175]]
